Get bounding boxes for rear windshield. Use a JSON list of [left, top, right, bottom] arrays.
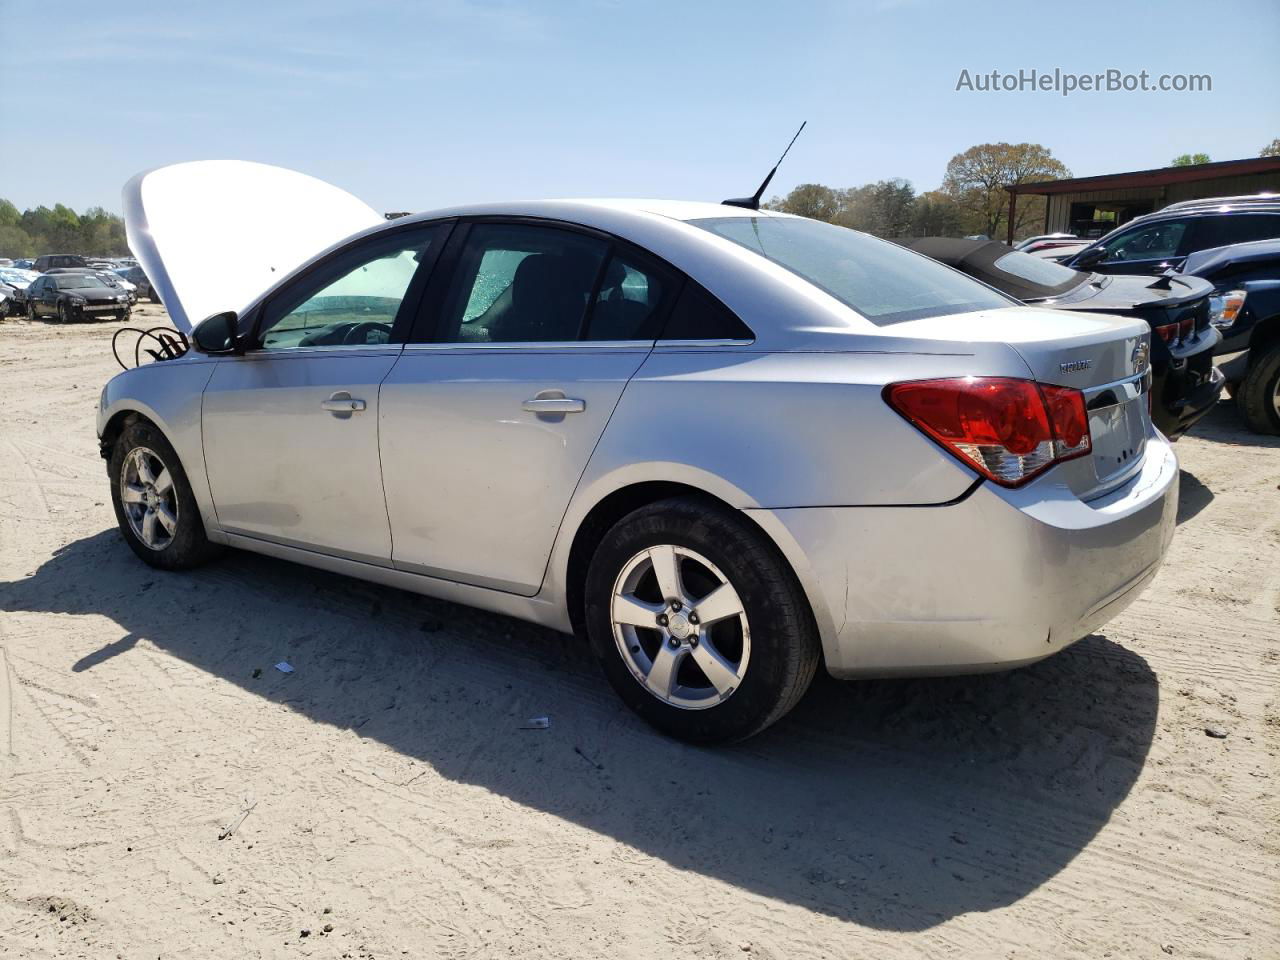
[[992, 251, 1086, 289], [691, 216, 1015, 324]]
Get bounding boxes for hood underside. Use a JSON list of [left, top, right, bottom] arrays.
[[123, 160, 382, 333]]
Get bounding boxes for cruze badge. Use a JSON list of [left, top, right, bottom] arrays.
[[1059, 359, 1093, 374], [1131, 341, 1150, 373]]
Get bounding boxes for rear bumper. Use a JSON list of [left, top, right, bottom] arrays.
[[748, 434, 1179, 677], [1163, 365, 1224, 439]]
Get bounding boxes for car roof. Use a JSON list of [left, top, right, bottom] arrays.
[[387, 198, 793, 228], [1125, 198, 1280, 226]]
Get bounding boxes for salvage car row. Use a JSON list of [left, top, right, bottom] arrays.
[[0, 253, 162, 321]]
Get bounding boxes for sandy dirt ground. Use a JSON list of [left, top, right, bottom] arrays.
[[0, 306, 1277, 960]]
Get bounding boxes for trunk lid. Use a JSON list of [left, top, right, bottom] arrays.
[[122, 160, 382, 333], [891, 307, 1153, 499]]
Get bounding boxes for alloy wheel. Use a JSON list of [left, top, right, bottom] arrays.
[[610, 544, 751, 710], [120, 446, 179, 551]]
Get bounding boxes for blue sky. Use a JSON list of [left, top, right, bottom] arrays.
[[3, 0, 1278, 214]]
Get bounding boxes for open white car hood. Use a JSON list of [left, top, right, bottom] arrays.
[[123, 160, 382, 333]]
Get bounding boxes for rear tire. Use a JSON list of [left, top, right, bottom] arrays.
[[584, 496, 820, 743], [109, 419, 222, 570], [1236, 341, 1280, 435]]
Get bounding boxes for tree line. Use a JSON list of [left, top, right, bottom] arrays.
[[3, 138, 1275, 256], [765, 142, 1069, 240], [0, 200, 130, 259]]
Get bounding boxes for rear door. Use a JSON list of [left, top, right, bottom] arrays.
[[379, 220, 675, 595], [200, 224, 447, 564]]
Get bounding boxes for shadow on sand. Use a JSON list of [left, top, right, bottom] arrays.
[[1, 529, 1158, 931]]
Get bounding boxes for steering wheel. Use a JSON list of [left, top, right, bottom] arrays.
[[341, 321, 392, 345]]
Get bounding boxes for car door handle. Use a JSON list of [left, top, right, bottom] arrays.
[[321, 392, 366, 414], [521, 397, 585, 414]]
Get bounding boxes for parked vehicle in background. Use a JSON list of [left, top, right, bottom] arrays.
[[26, 272, 131, 322], [0, 267, 38, 310], [32, 253, 89, 272], [1029, 241, 1089, 262], [0, 258, 13, 268], [13, 259, 35, 270], [907, 238, 1222, 439], [1062, 195, 1280, 276], [1014, 232, 1079, 254], [46, 266, 138, 302], [97, 159, 1179, 743], [1180, 239, 1280, 434], [115, 265, 160, 302]]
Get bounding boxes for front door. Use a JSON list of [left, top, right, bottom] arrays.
[[201, 225, 445, 563], [380, 222, 675, 594], [1088, 217, 1194, 275]]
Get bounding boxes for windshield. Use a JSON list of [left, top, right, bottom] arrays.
[[992, 251, 1086, 288], [691, 216, 1014, 324], [55, 276, 103, 290]]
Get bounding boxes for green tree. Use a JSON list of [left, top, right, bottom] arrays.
[[766, 183, 843, 221], [910, 190, 971, 237], [835, 179, 917, 238], [0, 198, 131, 259], [942, 142, 1069, 241], [1171, 153, 1211, 166], [1261, 139, 1280, 158]]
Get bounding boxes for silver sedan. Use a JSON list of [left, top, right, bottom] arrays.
[[99, 161, 1178, 742]]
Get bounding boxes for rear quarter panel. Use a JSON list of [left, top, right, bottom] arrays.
[[542, 340, 1034, 614]]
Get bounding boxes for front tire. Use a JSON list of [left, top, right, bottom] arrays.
[[58, 302, 72, 324], [109, 419, 221, 570], [1237, 340, 1280, 435], [584, 497, 820, 743]]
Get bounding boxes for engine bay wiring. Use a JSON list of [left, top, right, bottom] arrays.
[[111, 326, 190, 371]]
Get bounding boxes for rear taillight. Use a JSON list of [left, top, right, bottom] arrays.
[[884, 377, 1091, 488], [1155, 315, 1198, 345]]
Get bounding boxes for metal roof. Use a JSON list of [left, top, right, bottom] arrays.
[[1006, 156, 1280, 196]]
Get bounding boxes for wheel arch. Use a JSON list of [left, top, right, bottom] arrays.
[[1248, 311, 1280, 358], [555, 474, 836, 660]]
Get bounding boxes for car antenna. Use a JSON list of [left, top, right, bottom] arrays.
[[722, 121, 807, 211]]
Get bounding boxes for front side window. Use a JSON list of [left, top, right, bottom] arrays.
[[258, 226, 442, 350], [1099, 220, 1188, 262], [691, 216, 1013, 325], [437, 223, 609, 343]]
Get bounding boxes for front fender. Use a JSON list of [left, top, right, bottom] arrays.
[[98, 358, 222, 539]]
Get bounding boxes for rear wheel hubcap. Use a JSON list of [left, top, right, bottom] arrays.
[[610, 545, 751, 710]]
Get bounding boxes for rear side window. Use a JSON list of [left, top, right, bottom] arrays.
[[661, 281, 754, 341], [1194, 213, 1280, 249], [584, 248, 674, 341], [691, 216, 1012, 325], [437, 223, 609, 343]]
